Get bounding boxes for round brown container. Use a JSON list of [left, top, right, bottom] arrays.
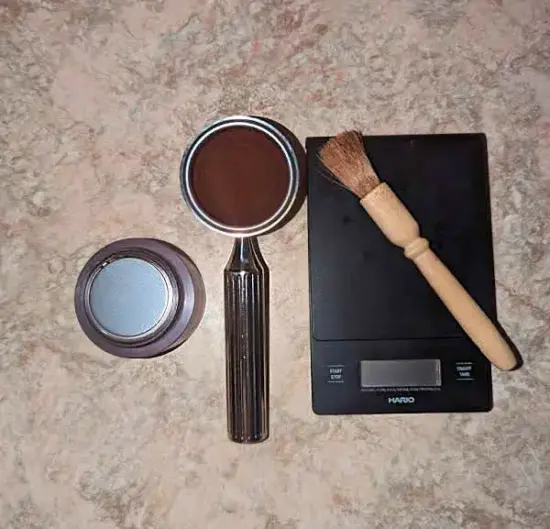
[[74, 238, 205, 358]]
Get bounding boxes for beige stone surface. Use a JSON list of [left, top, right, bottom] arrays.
[[1, 0, 549, 527]]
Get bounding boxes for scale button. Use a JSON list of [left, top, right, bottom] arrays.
[[325, 364, 345, 384], [455, 361, 474, 381]]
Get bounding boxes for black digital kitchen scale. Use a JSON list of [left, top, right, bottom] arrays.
[[307, 134, 494, 414]]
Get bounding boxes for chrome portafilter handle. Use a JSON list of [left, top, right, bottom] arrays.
[[224, 237, 269, 442]]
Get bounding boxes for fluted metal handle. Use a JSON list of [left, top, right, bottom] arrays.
[[224, 237, 269, 443]]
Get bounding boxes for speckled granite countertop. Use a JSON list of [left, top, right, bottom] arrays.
[[1, 1, 549, 528]]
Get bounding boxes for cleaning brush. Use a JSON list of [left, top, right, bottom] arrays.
[[320, 131, 516, 371]]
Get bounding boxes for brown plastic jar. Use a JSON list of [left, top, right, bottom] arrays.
[[74, 238, 205, 358]]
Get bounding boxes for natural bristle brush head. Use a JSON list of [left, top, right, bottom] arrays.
[[319, 131, 380, 198]]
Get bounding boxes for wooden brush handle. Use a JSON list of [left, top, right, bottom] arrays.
[[361, 183, 516, 371]]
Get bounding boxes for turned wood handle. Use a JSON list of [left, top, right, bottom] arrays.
[[361, 183, 516, 371]]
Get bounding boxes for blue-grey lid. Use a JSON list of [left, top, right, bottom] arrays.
[[87, 256, 177, 341]]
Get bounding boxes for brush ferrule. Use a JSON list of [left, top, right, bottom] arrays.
[[360, 183, 420, 249]]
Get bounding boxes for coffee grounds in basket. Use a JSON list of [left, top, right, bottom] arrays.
[[190, 127, 290, 227]]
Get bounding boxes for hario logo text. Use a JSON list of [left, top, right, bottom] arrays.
[[388, 396, 415, 404]]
